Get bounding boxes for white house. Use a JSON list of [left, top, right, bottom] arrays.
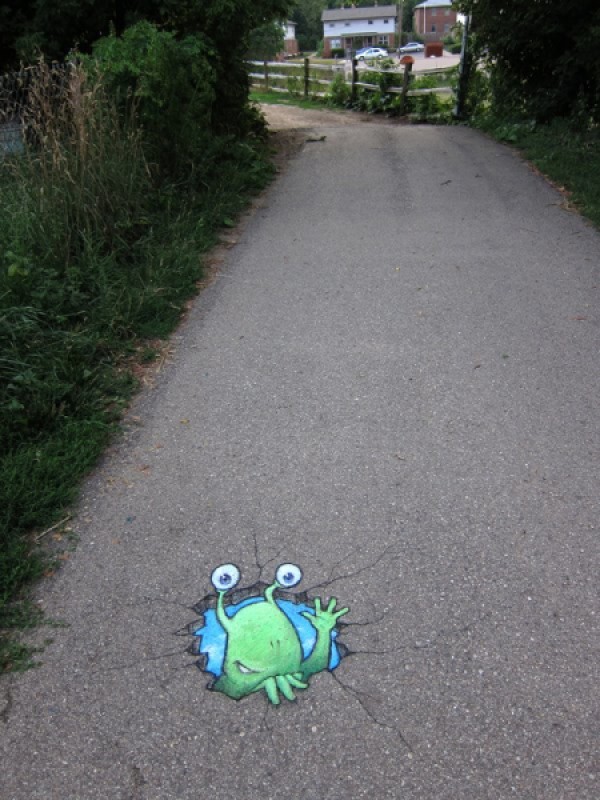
[[321, 5, 398, 57], [282, 20, 299, 56]]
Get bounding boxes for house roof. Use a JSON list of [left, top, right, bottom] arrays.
[[414, 0, 454, 8], [322, 5, 398, 23]]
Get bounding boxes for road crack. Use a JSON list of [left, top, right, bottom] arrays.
[[331, 670, 413, 752], [1, 682, 13, 724]]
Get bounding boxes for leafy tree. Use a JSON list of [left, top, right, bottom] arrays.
[[291, 0, 325, 52], [1, 0, 293, 136], [0, 0, 35, 70], [1, 0, 293, 69], [247, 21, 285, 60], [158, 0, 292, 134], [325, 1, 377, 6], [0, 0, 154, 70], [86, 21, 218, 179], [400, 0, 421, 36], [457, 0, 600, 122]]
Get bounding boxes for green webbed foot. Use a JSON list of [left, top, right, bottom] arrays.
[[288, 673, 309, 690], [276, 675, 296, 702], [263, 676, 280, 705], [262, 673, 310, 704]]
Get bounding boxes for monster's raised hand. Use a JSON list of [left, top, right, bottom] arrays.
[[302, 597, 349, 634]]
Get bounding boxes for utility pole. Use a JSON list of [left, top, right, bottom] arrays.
[[453, 13, 471, 119]]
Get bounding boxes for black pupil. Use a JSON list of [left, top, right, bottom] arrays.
[[219, 574, 230, 585], [284, 572, 293, 583]]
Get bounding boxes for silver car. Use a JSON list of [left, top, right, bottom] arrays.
[[356, 47, 389, 60], [398, 42, 425, 53]]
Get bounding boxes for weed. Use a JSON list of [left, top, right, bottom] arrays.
[[250, 90, 327, 111], [325, 73, 351, 108], [0, 59, 276, 670], [473, 115, 600, 228]]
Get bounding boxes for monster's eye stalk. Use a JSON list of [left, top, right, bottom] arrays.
[[275, 563, 303, 589], [211, 563, 241, 593]]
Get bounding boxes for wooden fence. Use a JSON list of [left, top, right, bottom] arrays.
[[248, 57, 454, 112]]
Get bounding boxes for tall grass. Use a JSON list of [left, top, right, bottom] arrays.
[[0, 62, 274, 669], [479, 118, 600, 229]]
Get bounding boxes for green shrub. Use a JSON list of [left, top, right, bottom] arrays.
[[326, 72, 351, 107], [351, 66, 400, 115], [408, 91, 451, 122], [0, 48, 275, 656], [287, 74, 302, 96], [83, 21, 218, 182]]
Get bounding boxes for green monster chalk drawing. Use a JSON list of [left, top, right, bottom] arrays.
[[190, 563, 349, 704]]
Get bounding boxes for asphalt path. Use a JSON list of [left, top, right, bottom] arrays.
[[1, 107, 598, 799]]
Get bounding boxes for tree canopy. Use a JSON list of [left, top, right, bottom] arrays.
[[457, 0, 600, 121], [0, 0, 292, 71], [0, 0, 293, 136]]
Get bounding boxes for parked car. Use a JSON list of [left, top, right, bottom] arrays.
[[398, 41, 425, 53], [356, 47, 389, 61]]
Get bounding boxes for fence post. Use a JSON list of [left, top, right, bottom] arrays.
[[351, 58, 358, 104], [399, 60, 413, 115], [303, 57, 310, 98], [263, 60, 269, 92]]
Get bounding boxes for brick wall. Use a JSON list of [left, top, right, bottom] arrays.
[[414, 7, 457, 37]]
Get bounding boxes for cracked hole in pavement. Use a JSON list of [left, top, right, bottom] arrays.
[[187, 561, 350, 706], [184, 541, 415, 749]]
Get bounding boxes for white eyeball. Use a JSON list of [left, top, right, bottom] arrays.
[[211, 563, 240, 592], [275, 563, 303, 588]]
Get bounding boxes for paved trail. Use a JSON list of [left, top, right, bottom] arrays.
[[1, 106, 598, 799]]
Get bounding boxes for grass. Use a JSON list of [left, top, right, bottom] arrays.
[[284, 56, 334, 66], [513, 122, 600, 228], [250, 90, 329, 110], [0, 64, 275, 671], [476, 117, 600, 229]]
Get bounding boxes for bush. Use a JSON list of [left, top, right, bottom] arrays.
[[406, 72, 454, 122], [351, 66, 403, 116], [287, 75, 303, 96], [83, 22, 218, 183], [0, 48, 276, 656], [326, 72, 351, 107]]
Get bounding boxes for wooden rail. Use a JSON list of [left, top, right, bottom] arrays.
[[248, 57, 454, 105]]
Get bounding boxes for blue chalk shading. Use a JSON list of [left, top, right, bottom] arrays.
[[193, 597, 343, 678]]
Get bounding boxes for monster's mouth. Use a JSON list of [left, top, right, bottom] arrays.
[[235, 660, 261, 675]]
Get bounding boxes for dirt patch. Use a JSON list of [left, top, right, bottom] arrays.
[[262, 103, 405, 174], [262, 102, 402, 132], [262, 103, 363, 131]]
